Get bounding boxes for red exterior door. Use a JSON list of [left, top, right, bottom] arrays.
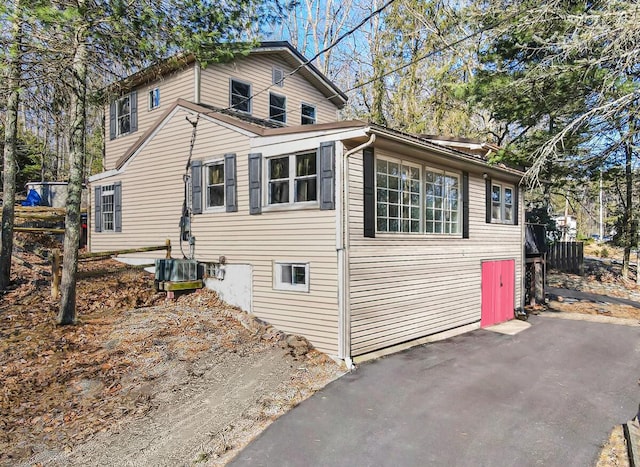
[[481, 260, 515, 327]]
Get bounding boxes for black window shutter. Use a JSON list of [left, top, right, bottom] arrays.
[[248, 153, 262, 214], [462, 171, 469, 238], [363, 147, 375, 238], [191, 160, 202, 214], [319, 141, 335, 210], [130, 91, 138, 133], [114, 181, 122, 232], [485, 177, 492, 224], [514, 184, 519, 226], [109, 102, 116, 140], [225, 153, 237, 212], [94, 186, 102, 232]]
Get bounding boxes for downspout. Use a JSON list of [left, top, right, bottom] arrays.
[[338, 133, 376, 369]]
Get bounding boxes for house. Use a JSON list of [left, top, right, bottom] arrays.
[[89, 42, 524, 364], [553, 214, 578, 241]]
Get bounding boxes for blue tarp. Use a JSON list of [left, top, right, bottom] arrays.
[[21, 189, 42, 206]]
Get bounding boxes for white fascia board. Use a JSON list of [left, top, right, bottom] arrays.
[[252, 127, 368, 158], [89, 169, 121, 183]]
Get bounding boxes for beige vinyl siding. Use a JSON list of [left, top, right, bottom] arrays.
[[347, 148, 523, 356], [199, 55, 339, 125], [104, 65, 195, 169], [91, 109, 340, 354]]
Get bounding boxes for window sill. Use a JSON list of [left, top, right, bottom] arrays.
[[375, 232, 463, 239], [262, 202, 319, 213], [490, 220, 516, 225], [204, 206, 226, 214]]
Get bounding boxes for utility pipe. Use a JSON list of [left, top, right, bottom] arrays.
[[337, 133, 376, 368]]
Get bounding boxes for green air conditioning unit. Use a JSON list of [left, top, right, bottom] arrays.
[[155, 259, 203, 282]]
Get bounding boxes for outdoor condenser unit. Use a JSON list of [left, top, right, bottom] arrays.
[[155, 259, 203, 282]]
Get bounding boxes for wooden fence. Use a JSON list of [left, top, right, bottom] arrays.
[[50, 239, 172, 298], [547, 241, 584, 275]]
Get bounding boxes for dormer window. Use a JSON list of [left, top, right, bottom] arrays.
[[230, 79, 251, 113], [269, 93, 286, 123]]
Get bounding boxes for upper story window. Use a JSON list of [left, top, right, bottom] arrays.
[[376, 156, 461, 235], [230, 79, 251, 113], [148, 87, 160, 110], [109, 91, 137, 140], [268, 152, 317, 205], [491, 182, 514, 224], [269, 93, 286, 123], [205, 161, 225, 209], [301, 103, 316, 125]]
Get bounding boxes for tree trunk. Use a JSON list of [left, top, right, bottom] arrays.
[[58, 18, 88, 325], [621, 133, 633, 279], [0, 1, 23, 291]]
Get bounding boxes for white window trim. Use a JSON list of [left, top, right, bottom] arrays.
[[229, 78, 252, 114], [203, 158, 225, 212], [273, 261, 310, 292], [491, 182, 515, 225], [375, 155, 462, 237], [264, 152, 319, 209], [101, 184, 115, 232], [301, 102, 316, 125], [148, 87, 160, 111], [424, 165, 462, 235], [269, 92, 287, 123]]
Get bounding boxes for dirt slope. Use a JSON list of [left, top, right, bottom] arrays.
[[1, 238, 344, 466]]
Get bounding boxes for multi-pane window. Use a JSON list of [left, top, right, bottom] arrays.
[[101, 185, 115, 231], [206, 161, 224, 208], [269, 93, 286, 123], [148, 88, 160, 110], [268, 153, 317, 205], [425, 169, 460, 234], [116, 96, 131, 136], [376, 156, 462, 235], [230, 79, 251, 113], [376, 159, 421, 233], [274, 262, 310, 292], [491, 183, 515, 224], [301, 103, 316, 125]]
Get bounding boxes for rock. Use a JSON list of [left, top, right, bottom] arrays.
[[285, 335, 312, 357]]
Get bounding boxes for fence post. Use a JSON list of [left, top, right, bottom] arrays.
[[51, 249, 61, 299], [165, 239, 171, 259]]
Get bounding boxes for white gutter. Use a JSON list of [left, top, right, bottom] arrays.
[[337, 133, 376, 369]]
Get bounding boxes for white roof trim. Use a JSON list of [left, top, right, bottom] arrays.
[[89, 169, 121, 183]]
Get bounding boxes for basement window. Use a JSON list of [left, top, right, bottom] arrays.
[[274, 262, 309, 292]]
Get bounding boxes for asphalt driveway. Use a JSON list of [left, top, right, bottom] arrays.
[[231, 316, 640, 466]]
